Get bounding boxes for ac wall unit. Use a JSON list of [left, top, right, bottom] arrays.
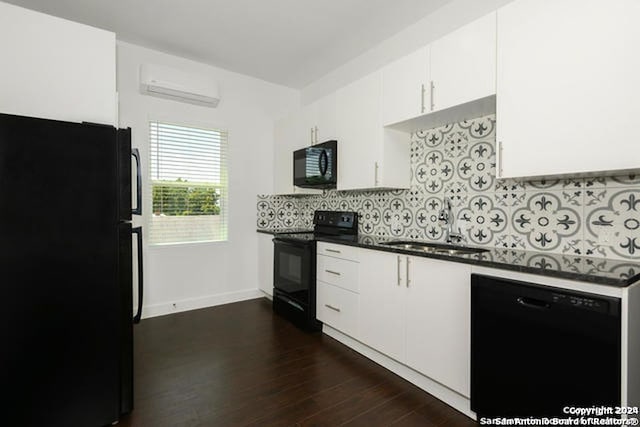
[[139, 64, 220, 107]]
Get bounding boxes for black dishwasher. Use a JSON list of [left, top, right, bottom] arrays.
[[471, 274, 621, 418]]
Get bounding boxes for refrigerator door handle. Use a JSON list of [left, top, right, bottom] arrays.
[[131, 149, 142, 216], [132, 226, 144, 324]]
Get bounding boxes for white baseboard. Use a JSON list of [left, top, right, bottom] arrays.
[[322, 325, 477, 421], [141, 288, 264, 319], [259, 289, 273, 300]]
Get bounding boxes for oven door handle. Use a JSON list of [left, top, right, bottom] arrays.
[[272, 237, 309, 247]]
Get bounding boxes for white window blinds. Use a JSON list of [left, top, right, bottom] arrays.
[[149, 121, 228, 244]]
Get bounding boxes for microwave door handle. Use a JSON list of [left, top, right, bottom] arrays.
[[319, 150, 328, 176]]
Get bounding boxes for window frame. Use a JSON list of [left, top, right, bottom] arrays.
[[147, 118, 229, 246]]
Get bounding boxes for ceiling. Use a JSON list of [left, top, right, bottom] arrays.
[[4, 0, 452, 89]]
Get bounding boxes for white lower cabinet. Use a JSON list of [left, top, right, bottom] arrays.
[[316, 244, 361, 338], [317, 254, 359, 293], [316, 282, 359, 338], [405, 257, 471, 397], [358, 249, 406, 362], [357, 247, 471, 397]]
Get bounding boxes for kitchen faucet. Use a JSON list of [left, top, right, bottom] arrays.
[[438, 197, 465, 244]]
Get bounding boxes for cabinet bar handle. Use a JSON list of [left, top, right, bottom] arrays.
[[496, 140, 503, 177], [310, 127, 315, 145], [421, 84, 426, 114], [325, 304, 341, 312], [430, 80, 435, 111], [406, 257, 411, 288], [325, 269, 341, 276], [314, 126, 319, 144], [397, 256, 402, 286], [374, 162, 379, 186], [325, 248, 341, 254]]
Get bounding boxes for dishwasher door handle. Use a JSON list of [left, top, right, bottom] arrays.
[[516, 297, 550, 310]]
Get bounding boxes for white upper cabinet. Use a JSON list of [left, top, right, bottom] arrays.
[[336, 71, 382, 190], [273, 112, 321, 195], [381, 47, 430, 126], [381, 14, 496, 132], [301, 93, 337, 146], [273, 113, 298, 195], [496, 0, 640, 179], [0, 2, 116, 125], [336, 71, 410, 191], [430, 12, 496, 113]]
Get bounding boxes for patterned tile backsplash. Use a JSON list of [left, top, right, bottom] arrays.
[[257, 114, 640, 261]]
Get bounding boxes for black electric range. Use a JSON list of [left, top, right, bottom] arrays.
[[272, 211, 358, 330]]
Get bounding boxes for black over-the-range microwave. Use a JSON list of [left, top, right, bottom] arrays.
[[293, 140, 337, 189]]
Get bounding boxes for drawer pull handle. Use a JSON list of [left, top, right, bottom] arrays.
[[325, 270, 341, 276], [325, 304, 341, 313], [325, 249, 341, 254]]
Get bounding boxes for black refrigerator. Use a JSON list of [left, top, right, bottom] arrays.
[[0, 113, 143, 426]]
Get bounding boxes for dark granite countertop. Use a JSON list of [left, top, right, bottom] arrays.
[[257, 228, 640, 287], [256, 228, 314, 235]]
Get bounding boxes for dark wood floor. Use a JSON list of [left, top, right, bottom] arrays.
[[118, 298, 477, 427]]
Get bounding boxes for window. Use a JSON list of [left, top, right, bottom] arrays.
[[149, 121, 228, 244]]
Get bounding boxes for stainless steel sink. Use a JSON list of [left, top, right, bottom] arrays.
[[380, 240, 489, 255]]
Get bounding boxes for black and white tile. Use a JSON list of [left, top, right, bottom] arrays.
[[257, 114, 640, 261], [585, 189, 640, 259]]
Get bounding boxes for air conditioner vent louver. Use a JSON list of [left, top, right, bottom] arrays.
[[139, 64, 220, 108]]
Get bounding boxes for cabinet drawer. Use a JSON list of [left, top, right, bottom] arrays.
[[317, 242, 359, 262], [317, 255, 359, 293], [316, 281, 359, 338]]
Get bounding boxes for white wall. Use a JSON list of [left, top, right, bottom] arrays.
[[116, 41, 299, 317], [301, 0, 515, 105], [0, 1, 116, 125]]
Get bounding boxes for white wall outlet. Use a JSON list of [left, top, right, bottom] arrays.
[[597, 229, 613, 246]]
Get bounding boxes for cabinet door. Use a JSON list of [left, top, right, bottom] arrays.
[[274, 112, 322, 195], [358, 248, 405, 362], [315, 93, 337, 143], [0, 2, 116, 125], [301, 93, 337, 145], [316, 282, 359, 338], [273, 113, 298, 194], [257, 233, 274, 296], [300, 102, 318, 146], [497, 0, 640, 178], [336, 71, 383, 190], [430, 12, 496, 112], [405, 256, 471, 397], [381, 46, 430, 126]]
